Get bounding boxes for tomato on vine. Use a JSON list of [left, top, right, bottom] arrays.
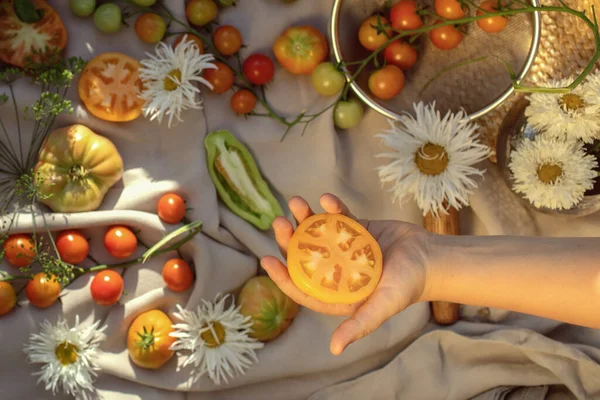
[[134, 13, 167, 44], [0, 282, 17, 317], [3, 234, 36, 268], [358, 15, 392, 52], [311, 62, 346, 96], [231, 89, 257, 114], [91, 270, 124, 306], [434, 0, 466, 20], [174, 34, 205, 54], [243, 54, 275, 85], [204, 62, 235, 94], [104, 226, 138, 259], [157, 193, 187, 224], [334, 99, 364, 130], [390, 0, 423, 30], [26, 273, 61, 309], [186, 0, 218, 26], [56, 230, 90, 265], [368, 65, 405, 100], [477, 0, 508, 33], [213, 25, 243, 56], [384, 40, 418, 70], [429, 23, 463, 50], [162, 258, 194, 292]]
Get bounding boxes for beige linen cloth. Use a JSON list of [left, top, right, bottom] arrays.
[[1, 1, 600, 399]]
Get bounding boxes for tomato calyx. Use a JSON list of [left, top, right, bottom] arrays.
[[136, 326, 157, 350], [68, 165, 90, 182]]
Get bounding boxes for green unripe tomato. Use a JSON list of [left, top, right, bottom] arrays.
[[69, 0, 96, 17], [334, 99, 364, 129], [311, 62, 346, 97], [217, 0, 236, 5], [131, 0, 158, 6], [93, 3, 122, 34]]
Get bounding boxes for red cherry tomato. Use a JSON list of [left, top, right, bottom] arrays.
[[358, 15, 393, 52], [390, 0, 423, 30], [56, 230, 90, 265], [477, 0, 508, 33], [104, 226, 138, 259], [174, 34, 205, 54], [157, 193, 186, 224], [243, 54, 275, 85], [213, 25, 243, 56], [3, 233, 36, 268], [231, 89, 257, 115], [204, 61, 235, 94], [134, 13, 167, 43], [26, 273, 61, 309], [434, 0, 466, 20], [368, 65, 405, 100], [162, 258, 194, 292], [384, 40, 418, 70], [429, 23, 463, 50], [91, 270, 124, 306], [0, 282, 17, 316]]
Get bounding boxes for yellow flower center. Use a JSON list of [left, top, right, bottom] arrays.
[[163, 69, 182, 91], [415, 143, 449, 176], [537, 163, 563, 184], [55, 342, 79, 365], [200, 321, 226, 348], [559, 93, 585, 112]]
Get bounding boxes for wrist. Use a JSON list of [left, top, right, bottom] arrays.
[[419, 232, 454, 303]]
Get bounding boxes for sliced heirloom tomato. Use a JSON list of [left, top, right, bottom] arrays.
[[78, 52, 146, 122], [287, 214, 383, 305], [0, 0, 68, 68]]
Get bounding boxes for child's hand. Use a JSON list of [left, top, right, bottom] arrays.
[[260, 193, 432, 356]]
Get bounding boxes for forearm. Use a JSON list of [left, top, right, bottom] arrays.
[[425, 234, 600, 328]]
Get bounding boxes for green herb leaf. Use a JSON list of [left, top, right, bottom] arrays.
[[14, 0, 44, 23], [141, 220, 203, 263]]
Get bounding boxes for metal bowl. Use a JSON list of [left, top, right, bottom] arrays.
[[330, 0, 541, 121]]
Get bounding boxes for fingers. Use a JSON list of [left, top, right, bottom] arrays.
[[272, 217, 294, 257], [320, 193, 357, 219], [289, 196, 314, 226], [329, 288, 405, 356], [260, 256, 358, 317]]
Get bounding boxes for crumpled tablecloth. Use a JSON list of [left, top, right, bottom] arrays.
[[1, 1, 599, 399]]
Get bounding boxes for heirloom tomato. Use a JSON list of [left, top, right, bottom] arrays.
[[368, 65, 405, 100], [384, 40, 418, 70], [91, 270, 124, 306], [477, 0, 508, 33], [56, 230, 89, 265], [78, 52, 145, 122], [186, 0, 218, 26], [157, 193, 186, 224], [390, 0, 423, 30], [273, 25, 328, 75], [238, 276, 299, 342], [358, 15, 392, 52], [3, 233, 36, 268], [204, 62, 235, 94], [434, 0, 466, 20], [174, 33, 205, 54], [26, 273, 61, 308], [104, 226, 137, 259], [231, 89, 257, 114], [135, 13, 167, 43], [0, 282, 17, 316], [34, 124, 124, 213], [243, 54, 275, 85], [162, 258, 194, 292], [213, 25, 243, 56], [127, 309, 176, 369], [286, 213, 383, 304], [0, 0, 68, 68], [311, 62, 346, 97], [429, 23, 463, 50]]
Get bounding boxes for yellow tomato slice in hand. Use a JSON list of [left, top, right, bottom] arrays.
[[78, 52, 145, 122], [287, 214, 383, 305]]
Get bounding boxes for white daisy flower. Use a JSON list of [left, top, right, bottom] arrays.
[[509, 135, 598, 210], [524, 76, 600, 143], [375, 102, 491, 217], [138, 35, 216, 128], [23, 316, 107, 400], [170, 293, 264, 385]]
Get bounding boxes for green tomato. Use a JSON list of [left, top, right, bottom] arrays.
[[312, 62, 346, 97], [217, 0, 236, 5], [93, 3, 122, 34], [334, 99, 364, 129], [132, 0, 158, 6], [69, 0, 96, 17]]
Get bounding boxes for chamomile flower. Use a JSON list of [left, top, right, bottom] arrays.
[[138, 35, 216, 128], [376, 102, 491, 217], [23, 316, 107, 400], [509, 135, 598, 210], [524, 76, 600, 143], [170, 293, 264, 385]]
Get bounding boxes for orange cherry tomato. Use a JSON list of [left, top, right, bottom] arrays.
[[134, 13, 167, 43], [0, 0, 68, 68], [56, 230, 90, 265], [213, 25, 243, 56], [286, 213, 383, 304], [91, 270, 124, 306], [384, 40, 418, 70], [104, 226, 138, 259], [0, 282, 17, 316], [435, 0, 466, 20], [204, 61, 235, 94], [273, 25, 329, 75], [157, 193, 186, 224], [162, 258, 194, 292], [174, 33, 205, 54], [3, 234, 36, 268], [26, 272, 61, 308], [477, 0, 508, 33], [429, 23, 463, 50], [390, 0, 423, 30], [127, 309, 176, 369], [230, 89, 257, 115], [368, 65, 405, 100], [78, 52, 145, 122], [358, 15, 393, 52]]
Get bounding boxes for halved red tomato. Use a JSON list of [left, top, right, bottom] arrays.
[[78, 52, 146, 122], [0, 0, 68, 68]]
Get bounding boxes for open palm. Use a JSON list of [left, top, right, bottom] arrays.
[[260, 193, 432, 355]]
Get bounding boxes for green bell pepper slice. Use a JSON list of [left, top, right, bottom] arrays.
[[205, 130, 284, 230]]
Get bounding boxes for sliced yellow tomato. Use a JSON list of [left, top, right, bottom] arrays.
[[78, 52, 146, 122], [0, 0, 68, 68]]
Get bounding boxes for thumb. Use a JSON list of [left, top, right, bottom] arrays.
[[329, 288, 407, 356]]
